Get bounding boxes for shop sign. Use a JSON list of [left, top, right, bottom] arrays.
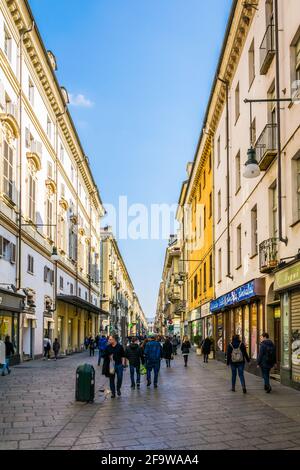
[[201, 302, 211, 318], [210, 280, 259, 313], [190, 308, 201, 321], [274, 261, 300, 291]]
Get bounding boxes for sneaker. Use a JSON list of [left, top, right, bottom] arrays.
[[231, 388, 235, 392], [154, 384, 158, 388], [147, 381, 151, 387], [111, 393, 116, 399], [137, 383, 140, 388], [266, 386, 272, 393], [243, 388, 247, 394], [131, 384, 135, 389], [117, 390, 121, 396]]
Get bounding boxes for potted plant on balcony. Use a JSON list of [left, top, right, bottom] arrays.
[[194, 335, 202, 355]]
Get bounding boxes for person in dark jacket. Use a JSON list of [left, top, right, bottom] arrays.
[[2, 336, 14, 376], [181, 336, 191, 367], [202, 337, 212, 363], [53, 338, 60, 360], [171, 335, 179, 355], [144, 335, 163, 388], [102, 335, 126, 398], [226, 334, 250, 393], [162, 337, 173, 368], [140, 338, 148, 365], [125, 337, 142, 388], [257, 332, 276, 393], [98, 335, 108, 366], [89, 337, 95, 357]]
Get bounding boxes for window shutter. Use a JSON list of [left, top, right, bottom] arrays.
[[10, 243, 16, 264], [51, 270, 55, 285], [44, 266, 48, 282], [0, 236, 3, 257]]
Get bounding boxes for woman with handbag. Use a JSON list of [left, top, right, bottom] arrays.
[[181, 336, 191, 367], [162, 337, 173, 368]]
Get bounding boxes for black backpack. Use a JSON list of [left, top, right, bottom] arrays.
[[265, 343, 276, 366]]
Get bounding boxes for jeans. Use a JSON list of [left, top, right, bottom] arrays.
[[183, 354, 188, 366], [231, 363, 246, 389], [172, 345, 177, 355], [98, 350, 104, 366], [203, 353, 209, 363], [130, 365, 140, 386], [89, 348, 95, 357], [1, 358, 10, 375], [146, 362, 160, 385], [165, 359, 171, 367], [109, 364, 123, 395], [43, 347, 50, 359], [261, 367, 271, 389]]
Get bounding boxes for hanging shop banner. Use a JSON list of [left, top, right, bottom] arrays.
[[191, 308, 201, 322], [210, 279, 265, 313], [201, 302, 211, 318], [274, 261, 300, 291]]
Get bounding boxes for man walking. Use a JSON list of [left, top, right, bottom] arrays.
[[171, 335, 178, 356], [144, 335, 162, 388], [53, 338, 60, 360], [125, 337, 142, 388], [257, 333, 276, 393], [97, 335, 108, 366], [103, 335, 126, 398], [1, 336, 14, 376], [43, 335, 51, 360]]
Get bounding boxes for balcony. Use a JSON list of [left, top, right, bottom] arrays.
[[260, 24, 275, 75], [259, 238, 279, 273], [255, 123, 277, 170]]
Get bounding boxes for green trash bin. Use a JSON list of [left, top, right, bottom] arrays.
[[75, 364, 95, 403]]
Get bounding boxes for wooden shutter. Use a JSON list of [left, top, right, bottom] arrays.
[[291, 291, 300, 383], [50, 270, 55, 285], [10, 243, 16, 264], [44, 266, 48, 282]]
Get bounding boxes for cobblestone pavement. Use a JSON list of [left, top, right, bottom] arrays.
[[1, 351, 300, 450]]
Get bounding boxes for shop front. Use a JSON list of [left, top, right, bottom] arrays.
[[0, 288, 25, 365], [274, 260, 300, 390], [189, 308, 202, 345], [210, 279, 265, 374], [201, 301, 215, 357]]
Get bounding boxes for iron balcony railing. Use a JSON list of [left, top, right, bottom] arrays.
[[259, 238, 279, 273], [260, 23, 275, 74], [255, 123, 277, 170]]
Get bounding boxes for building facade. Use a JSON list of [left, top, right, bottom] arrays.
[[100, 226, 147, 344], [0, 0, 106, 362]]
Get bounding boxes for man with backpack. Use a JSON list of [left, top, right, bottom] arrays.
[[257, 332, 276, 393], [97, 335, 108, 366], [144, 335, 163, 388], [226, 334, 250, 393]]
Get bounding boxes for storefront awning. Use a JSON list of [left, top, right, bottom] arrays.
[[0, 288, 25, 313], [57, 295, 109, 316]]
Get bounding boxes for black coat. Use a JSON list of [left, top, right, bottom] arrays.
[[181, 341, 191, 354], [257, 339, 276, 369], [162, 341, 173, 359], [226, 340, 250, 365], [202, 338, 212, 354], [125, 343, 142, 367], [5, 341, 14, 358]]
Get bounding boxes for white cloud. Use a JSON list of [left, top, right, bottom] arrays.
[[69, 93, 94, 108]]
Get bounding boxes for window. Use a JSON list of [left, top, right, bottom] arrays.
[[218, 248, 222, 283], [291, 28, 300, 96], [78, 287, 81, 297], [3, 140, 14, 201], [59, 276, 64, 290], [27, 255, 34, 274], [60, 144, 64, 163], [203, 262, 207, 292], [270, 182, 278, 238], [190, 279, 193, 302], [209, 254, 213, 287], [28, 168, 36, 223], [251, 205, 258, 256], [237, 225, 242, 268], [28, 78, 34, 106], [44, 266, 54, 284], [0, 236, 16, 263], [194, 274, 198, 300], [209, 192, 212, 218], [46, 198, 53, 240], [235, 82, 240, 123], [235, 151, 241, 193], [248, 39, 255, 87], [70, 283, 74, 295], [217, 136, 221, 167], [85, 291, 88, 301], [47, 161, 53, 180], [218, 190, 221, 222], [4, 26, 12, 62], [47, 116, 52, 140]]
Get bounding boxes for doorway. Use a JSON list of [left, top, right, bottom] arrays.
[[274, 306, 281, 371]]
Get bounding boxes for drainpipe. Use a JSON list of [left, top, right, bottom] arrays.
[[274, 0, 288, 245]]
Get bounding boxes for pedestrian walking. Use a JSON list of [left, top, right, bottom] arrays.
[[162, 337, 173, 368], [140, 338, 148, 365], [43, 335, 51, 360], [125, 337, 142, 388], [144, 335, 163, 388], [257, 332, 276, 393], [84, 337, 89, 350], [226, 334, 250, 393], [171, 335, 179, 355], [202, 337, 212, 363], [1, 336, 14, 376], [181, 336, 191, 367], [89, 337, 95, 357], [102, 335, 126, 398], [53, 338, 60, 360], [97, 335, 108, 366]]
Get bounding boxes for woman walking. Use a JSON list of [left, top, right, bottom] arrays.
[[202, 337, 212, 363], [181, 336, 191, 367], [162, 337, 173, 367], [226, 334, 250, 393]]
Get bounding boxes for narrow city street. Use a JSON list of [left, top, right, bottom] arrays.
[[1, 351, 300, 450]]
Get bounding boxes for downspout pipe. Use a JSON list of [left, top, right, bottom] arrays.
[[274, 0, 288, 245]]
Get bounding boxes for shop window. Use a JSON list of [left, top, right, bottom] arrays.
[[282, 293, 290, 368], [235, 307, 242, 337], [243, 305, 250, 350], [217, 314, 224, 351], [68, 319, 73, 347], [251, 303, 258, 359]]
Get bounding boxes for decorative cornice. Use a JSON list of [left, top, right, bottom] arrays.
[[45, 178, 56, 194], [26, 151, 41, 171], [0, 112, 20, 140]]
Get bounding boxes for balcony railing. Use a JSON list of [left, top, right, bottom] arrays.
[[259, 238, 279, 273], [255, 123, 277, 170], [260, 24, 275, 75]]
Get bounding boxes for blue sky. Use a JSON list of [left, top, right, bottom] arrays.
[[29, 0, 232, 320]]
